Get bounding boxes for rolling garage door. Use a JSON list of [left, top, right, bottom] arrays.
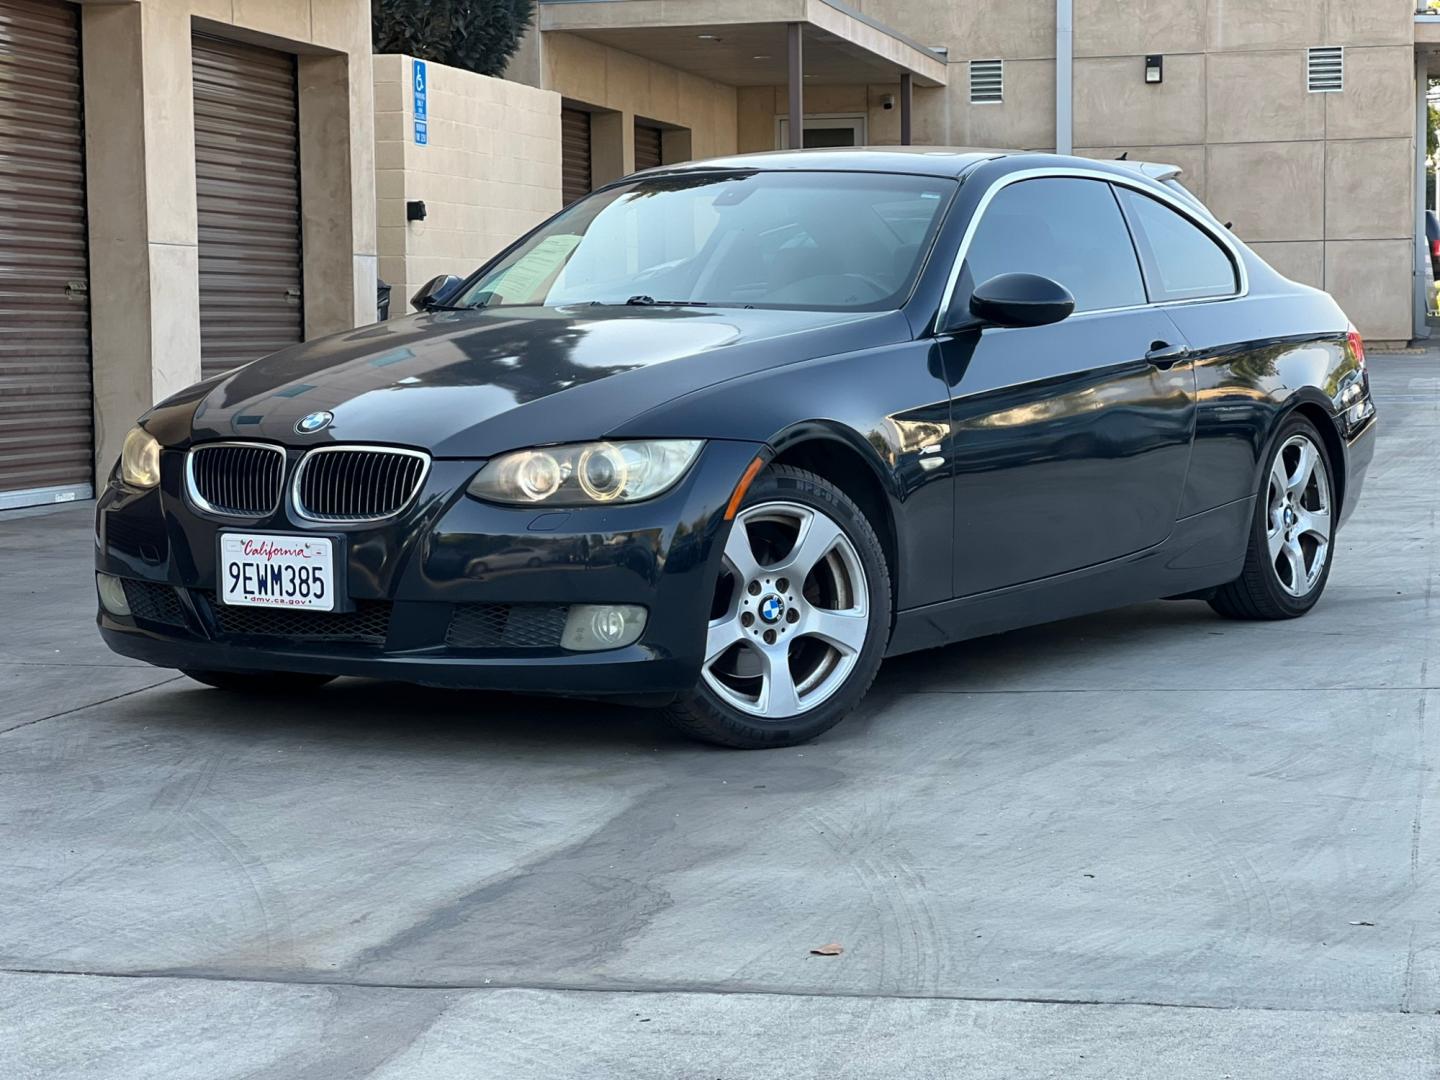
[[561, 107, 591, 206], [0, 0, 93, 509], [634, 122, 662, 172], [192, 35, 303, 379]]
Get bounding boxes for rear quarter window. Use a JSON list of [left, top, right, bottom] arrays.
[[1117, 187, 1239, 303]]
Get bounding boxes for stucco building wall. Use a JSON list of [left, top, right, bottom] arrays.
[[373, 55, 563, 311]]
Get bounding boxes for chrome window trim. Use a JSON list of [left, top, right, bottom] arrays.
[[936, 166, 1248, 328], [184, 441, 287, 520], [289, 444, 433, 526]]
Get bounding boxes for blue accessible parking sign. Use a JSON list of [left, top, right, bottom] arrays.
[[413, 58, 428, 144]]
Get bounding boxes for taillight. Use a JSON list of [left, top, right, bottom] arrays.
[[1430, 238, 1439, 258], [1346, 324, 1366, 370]]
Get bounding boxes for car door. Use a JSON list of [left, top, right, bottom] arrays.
[[936, 175, 1198, 597]]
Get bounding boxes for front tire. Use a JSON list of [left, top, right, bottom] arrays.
[[1209, 415, 1336, 620], [665, 465, 891, 749], [182, 669, 337, 693]]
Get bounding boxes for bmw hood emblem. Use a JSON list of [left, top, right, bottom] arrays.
[[295, 411, 334, 434]]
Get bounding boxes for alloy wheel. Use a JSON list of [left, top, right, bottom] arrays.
[[1266, 433, 1332, 598], [702, 501, 870, 719]]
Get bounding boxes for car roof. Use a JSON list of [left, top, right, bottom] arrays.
[[646, 147, 1186, 185]]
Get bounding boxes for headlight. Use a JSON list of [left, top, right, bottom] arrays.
[[119, 427, 162, 489], [467, 440, 703, 506]]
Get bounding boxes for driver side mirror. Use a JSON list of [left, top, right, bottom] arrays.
[[411, 274, 464, 312], [968, 273, 1075, 329]]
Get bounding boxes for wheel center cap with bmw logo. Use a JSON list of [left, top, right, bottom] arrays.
[[295, 411, 334, 434], [759, 594, 786, 624]]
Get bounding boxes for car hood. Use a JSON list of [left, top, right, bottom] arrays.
[[159, 306, 911, 457]]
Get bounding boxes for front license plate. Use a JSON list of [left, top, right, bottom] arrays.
[[219, 533, 336, 611]]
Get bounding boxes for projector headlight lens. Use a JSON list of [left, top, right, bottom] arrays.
[[468, 440, 702, 506]]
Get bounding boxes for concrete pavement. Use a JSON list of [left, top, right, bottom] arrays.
[[2, 356, 1438, 1078]]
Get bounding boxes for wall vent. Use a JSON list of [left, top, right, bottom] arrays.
[[1307, 47, 1344, 93], [970, 59, 1003, 104]]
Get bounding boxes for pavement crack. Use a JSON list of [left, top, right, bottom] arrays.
[[0, 965, 1414, 1018], [0, 676, 182, 736]]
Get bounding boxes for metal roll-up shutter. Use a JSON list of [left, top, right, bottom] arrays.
[[0, 0, 93, 508], [561, 107, 591, 206], [192, 35, 303, 379], [634, 122, 662, 173]]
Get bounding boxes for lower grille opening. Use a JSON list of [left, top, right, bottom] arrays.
[[201, 591, 392, 645], [446, 604, 568, 649], [122, 580, 186, 627]]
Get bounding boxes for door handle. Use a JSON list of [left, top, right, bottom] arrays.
[[1145, 342, 1190, 369]]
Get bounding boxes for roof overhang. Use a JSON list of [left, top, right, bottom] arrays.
[[537, 0, 948, 88]]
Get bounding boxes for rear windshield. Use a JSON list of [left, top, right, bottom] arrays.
[[455, 170, 956, 312]]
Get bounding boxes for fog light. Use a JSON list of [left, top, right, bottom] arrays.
[[562, 604, 647, 651], [96, 573, 131, 617]]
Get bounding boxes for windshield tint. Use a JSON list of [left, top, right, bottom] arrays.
[[456, 170, 956, 312]]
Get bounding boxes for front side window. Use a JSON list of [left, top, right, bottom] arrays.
[[1117, 187, 1239, 302], [960, 177, 1147, 314], [456, 171, 956, 312]]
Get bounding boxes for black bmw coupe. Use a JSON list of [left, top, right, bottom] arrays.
[[96, 149, 1377, 748]]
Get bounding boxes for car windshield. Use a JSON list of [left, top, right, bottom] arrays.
[[454, 170, 956, 312]]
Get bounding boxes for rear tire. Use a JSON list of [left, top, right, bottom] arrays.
[[665, 465, 891, 749], [1209, 414, 1336, 621], [182, 669, 337, 693]]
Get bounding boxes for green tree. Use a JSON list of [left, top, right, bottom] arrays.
[[373, 0, 535, 78]]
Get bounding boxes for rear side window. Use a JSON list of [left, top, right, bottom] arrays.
[[962, 177, 1146, 314], [1117, 187, 1239, 302]]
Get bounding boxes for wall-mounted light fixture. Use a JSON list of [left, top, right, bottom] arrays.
[[406, 199, 427, 222], [1145, 54, 1164, 84]]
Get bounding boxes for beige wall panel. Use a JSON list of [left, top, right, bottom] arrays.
[[1329, 0, 1419, 46], [863, 0, 1051, 59], [231, 0, 313, 42], [1207, 50, 1323, 144], [190, 0, 235, 22], [1324, 46, 1415, 142], [312, 0, 372, 54], [1324, 239, 1413, 341], [140, 3, 200, 248], [1250, 241, 1324, 289], [1206, 141, 1324, 243], [1207, 0, 1323, 52], [737, 86, 776, 153], [909, 84, 949, 146], [1325, 138, 1415, 241], [545, 33, 610, 106], [952, 59, 1055, 150], [147, 242, 203, 398], [1074, 54, 1206, 148], [1075, 144, 1206, 199], [1074, 0, 1204, 57], [646, 62, 679, 121], [866, 83, 903, 145]]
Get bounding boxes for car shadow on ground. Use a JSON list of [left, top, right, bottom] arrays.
[[133, 598, 1244, 755]]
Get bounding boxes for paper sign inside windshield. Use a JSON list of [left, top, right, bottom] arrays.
[[488, 234, 582, 301]]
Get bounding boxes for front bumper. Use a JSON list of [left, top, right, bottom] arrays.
[[96, 440, 763, 696]]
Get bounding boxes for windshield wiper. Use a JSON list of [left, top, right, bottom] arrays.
[[625, 295, 709, 307]]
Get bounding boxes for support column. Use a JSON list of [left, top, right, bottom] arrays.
[[1055, 0, 1073, 155], [1415, 54, 1431, 341], [81, 1, 202, 478], [787, 23, 804, 150], [591, 110, 634, 185], [900, 72, 913, 146]]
